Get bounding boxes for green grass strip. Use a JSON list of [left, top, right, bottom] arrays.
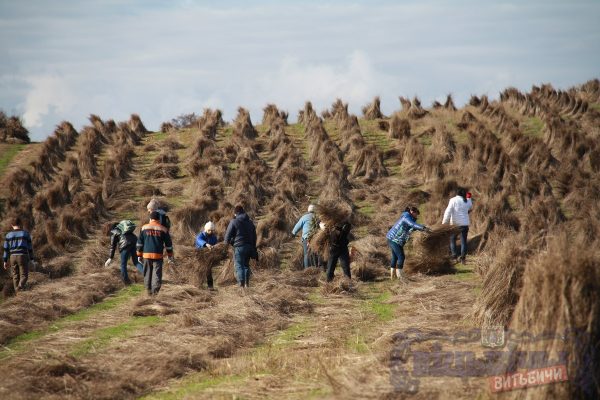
[[70, 315, 162, 357], [0, 284, 144, 359], [0, 143, 26, 177]]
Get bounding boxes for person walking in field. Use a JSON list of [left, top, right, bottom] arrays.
[[386, 206, 430, 279], [195, 221, 218, 290], [136, 211, 174, 296], [326, 219, 352, 282], [2, 217, 34, 292], [442, 187, 473, 264], [224, 205, 257, 288], [292, 204, 316, 268], [104, 220, 143, 285], [147, 198, 171, 231]]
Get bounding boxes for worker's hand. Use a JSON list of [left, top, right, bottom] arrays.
[[424, 226, 433, 233], [104, 258, 112, 268], [3, 261, 8, 270], [206, 244, 213, 249], [167, 256, 175, 265]]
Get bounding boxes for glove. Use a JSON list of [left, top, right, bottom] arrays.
[[3, 261, 8, 270], [424, 226, 433, 233], [104, 258, 112, 267], [167, 256, 175, 264]]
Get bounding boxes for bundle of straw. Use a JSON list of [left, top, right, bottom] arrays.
[[403, 224, 460, 275]]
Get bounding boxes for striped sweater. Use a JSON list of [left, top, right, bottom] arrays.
[[136, 220, 173, 260], [3, 229, 34, 262]]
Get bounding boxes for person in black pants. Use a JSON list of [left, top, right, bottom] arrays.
[[326, 221, 352, 282]]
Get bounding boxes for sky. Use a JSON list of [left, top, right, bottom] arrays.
[[0, 0, 599, 141]]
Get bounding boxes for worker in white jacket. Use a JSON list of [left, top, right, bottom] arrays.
[[442, 188, 473, 264]]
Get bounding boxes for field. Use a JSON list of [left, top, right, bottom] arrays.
[[0, 80, 599, 399]]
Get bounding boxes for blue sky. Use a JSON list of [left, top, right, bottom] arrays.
[[1, 0, 599, 141]]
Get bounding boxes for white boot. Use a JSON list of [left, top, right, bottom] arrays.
[[395, 268, 403, 279], [390, 268, 395, 280]]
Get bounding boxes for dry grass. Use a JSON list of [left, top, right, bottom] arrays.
[[507, 232, 600, 399]]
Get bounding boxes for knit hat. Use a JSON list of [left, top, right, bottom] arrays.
[[147, 198, 160, 212], [204, 221, 215, 231], [308, 204, 315, 213]]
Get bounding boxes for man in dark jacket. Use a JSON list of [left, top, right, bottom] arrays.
[[147, 199, 171, 231], [3, 217, 34, 292], [224, 205, 257, 288], [136, 211, 174, 295], [105, 220, 142, 285], [326, 221, 352, 282]]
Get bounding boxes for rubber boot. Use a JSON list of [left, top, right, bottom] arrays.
[[395, 268, 403, 279], [390, 268, 395, 280]]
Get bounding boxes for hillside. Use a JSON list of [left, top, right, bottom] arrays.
[[0, 80, 599, 399]]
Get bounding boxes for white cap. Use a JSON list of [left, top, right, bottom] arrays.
[[308, 204, 315, 212], [147, 198, 160, 211], [204, 221, 215, 231]]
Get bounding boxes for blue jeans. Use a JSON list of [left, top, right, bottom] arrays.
[[450, 226, 469, 259], [234, 244, 253, 286], [302, 239, 311, 269], [119, 247, 142, 283], [388, 239, 405, 269]]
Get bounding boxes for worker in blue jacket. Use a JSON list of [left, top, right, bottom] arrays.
[[386, 206, 431, 279], [195, 221, 218, 290], [291, 204, 316, 268], [3, 216, 34, 292]]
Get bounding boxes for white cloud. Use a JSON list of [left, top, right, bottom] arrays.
[[22, 74, 75, 128], [247, 50, 380, 118]]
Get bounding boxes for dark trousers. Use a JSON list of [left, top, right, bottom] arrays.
[[206, 265, 214, 289], [143, 258, 163, 295], [10, 254, 29, 291], [388, 239, 405, 269], [119, 247, 141, 283], [326, 246, 351, 282], [450, 226, 469, 259], [234, 244, 252, 287]]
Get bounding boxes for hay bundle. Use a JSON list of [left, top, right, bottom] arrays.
[[169, 243, 229, 287], [153, 150, 179, 164], [216, 257, 237, 285], [408, 97, 428, 119], [309, 201, 352, 260], [262, 104, 284, 128], [160, 122, 175, 133], [145, 164, 179, 179], [352, 145, 388, 181], [472, 234, 533, 327], [283, 267, 321, 287], [350, 235, 388, 281], [388, 113, 411, 139], [254, 246, 280, 270], [506, 233, 600, 399], [403, 224, 460, 275], [129, 113, 147, 135], [0, 113, 30, 143], [298, 101, 319, 125], [232, 107, 257, 140], [320, 276, 356, 295], [362, 96, 384, 120], [444, 94, 457, 111]]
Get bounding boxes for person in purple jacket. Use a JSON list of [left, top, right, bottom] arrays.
[[195, 221, 218, 290]]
